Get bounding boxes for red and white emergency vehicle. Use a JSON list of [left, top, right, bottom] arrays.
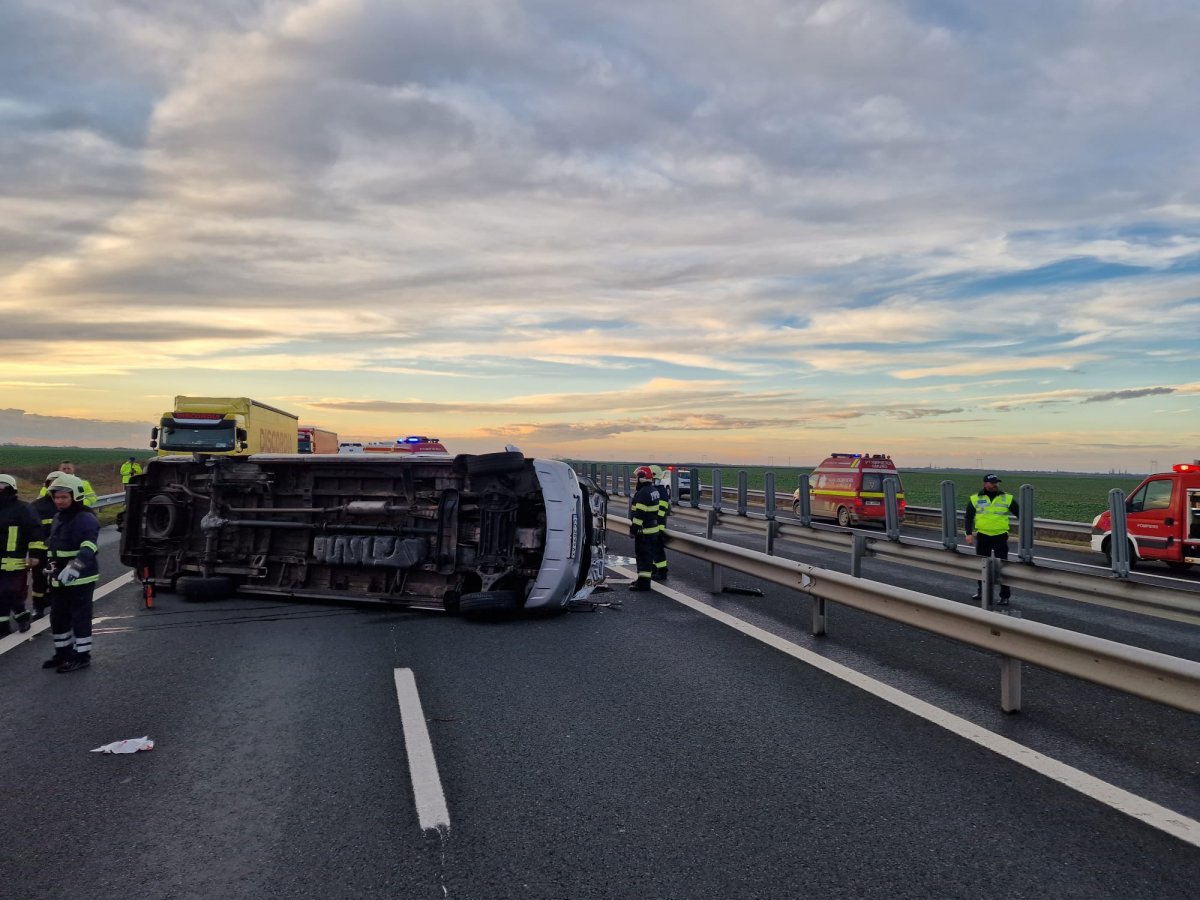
[[362, 436, 449, 455], [793, 453, 906, 527], [1091, 462, 1200, 570]]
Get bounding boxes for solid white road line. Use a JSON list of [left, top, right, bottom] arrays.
[[610, 563, 1200, 848], [0, 570, 135, 658], [393, 667, 451, 833]]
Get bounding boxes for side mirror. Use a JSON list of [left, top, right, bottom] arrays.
[[151, 426, 159, 440]]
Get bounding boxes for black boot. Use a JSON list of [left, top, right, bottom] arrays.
[[628, 578, 652, 592], [42, 649, 72, 669], [0, 618, 10, 637], [652, 569, 669, 582], [15, 610, 31, 633], [57, 652, 91, 673]]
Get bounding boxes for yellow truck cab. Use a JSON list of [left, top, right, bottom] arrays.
[[152, 397, 299, 456], [793, 452, 906, 527]]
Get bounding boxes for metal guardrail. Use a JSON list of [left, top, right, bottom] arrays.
[[583, 464, 1094, 543], [94, 492, 125, 509], [610, 512, 1200, 714], [660, 504, 1200, 626]]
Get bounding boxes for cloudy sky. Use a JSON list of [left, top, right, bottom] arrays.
[[2, 0, 1198, 472]]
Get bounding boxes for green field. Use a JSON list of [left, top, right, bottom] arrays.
[[570, 461, 1145, 524], [0, 446, 148, 498]]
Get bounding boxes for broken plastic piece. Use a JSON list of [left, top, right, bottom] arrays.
[[91, 736, 155, 754]]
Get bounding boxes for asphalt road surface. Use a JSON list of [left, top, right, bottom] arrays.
[[1, 525, 1197, 899]]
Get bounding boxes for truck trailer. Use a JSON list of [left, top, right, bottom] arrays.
[[297, 425, 339, 454], [120, 450, 608, 614], [152, 397, 299, 456]]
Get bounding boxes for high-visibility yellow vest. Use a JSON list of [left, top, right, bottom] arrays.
[[971, 493, 1014, 536]]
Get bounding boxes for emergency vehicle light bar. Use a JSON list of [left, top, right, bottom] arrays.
[[1175, 464, 1196, 473]]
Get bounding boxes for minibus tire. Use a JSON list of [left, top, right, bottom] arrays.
[[837, 507, 851, 527], [460, 590, 520, 615]]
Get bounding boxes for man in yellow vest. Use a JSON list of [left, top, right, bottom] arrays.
[[964, 474, 1019, 606], [120, 456, 143, 484]]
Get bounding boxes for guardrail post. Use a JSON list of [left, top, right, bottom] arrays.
[[796, 474, 811, 526], [940, 480, 958, 550], [1018, 484, 1035, 563], [600, 465, 608, 494], [884, 476, 901, 541], [1108, 489, 1130, 578], [1000, 658, 1022, 712], [737, 471, 748, 516], [711, 469, 723, 512], [764, 473, 777, 556], [811, 595, 827, 636], [981, 556, 996, 610], [707, 508, 724, 592], [689, 468, 700, 508], [850, 533, 867, 577]]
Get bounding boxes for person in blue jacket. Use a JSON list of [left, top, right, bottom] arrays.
[[43, 474, 100, 673]]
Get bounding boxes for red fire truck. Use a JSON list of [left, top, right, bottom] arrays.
[[1091, 462, 1200, 570]]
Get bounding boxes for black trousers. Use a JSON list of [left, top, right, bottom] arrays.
[[49, 582, 94, 658], [0, 569, 29, 632], [28, 549, 48, 614], [652, 531, 668, 574], [974, 532, 1011, 599], [634, 532, 659, 579]]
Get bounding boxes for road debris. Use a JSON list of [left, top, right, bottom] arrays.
[[91, 736, 155, 754]]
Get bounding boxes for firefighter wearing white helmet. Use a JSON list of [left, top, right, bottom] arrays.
[[43, 473, 101, 673], [0, 474, 39, 635], [628, 466, 664, 591], [26, 473, 62, 620]]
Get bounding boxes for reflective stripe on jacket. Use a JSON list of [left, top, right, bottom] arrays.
[[47, 505, 101, 587], [629, 483, 664, 535], [0, 497, 37, 571]]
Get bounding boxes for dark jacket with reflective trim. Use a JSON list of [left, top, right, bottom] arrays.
[[629, 483, 664, 535], [47, 502, 100, 586], [28, 494, 57, 552], [0, 494, 38, 572]]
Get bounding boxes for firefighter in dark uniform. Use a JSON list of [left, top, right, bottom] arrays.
[[28, 472, 61, 620], [649, 465, 670, 581], [43, 474, 100, 673], [0, 474, 38, 635], [628, 466, 664, 591], [964, 474, 1019, 606]]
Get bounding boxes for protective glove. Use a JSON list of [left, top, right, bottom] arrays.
[[58, 561, 83, 585], [629, 524, 640, 538]]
